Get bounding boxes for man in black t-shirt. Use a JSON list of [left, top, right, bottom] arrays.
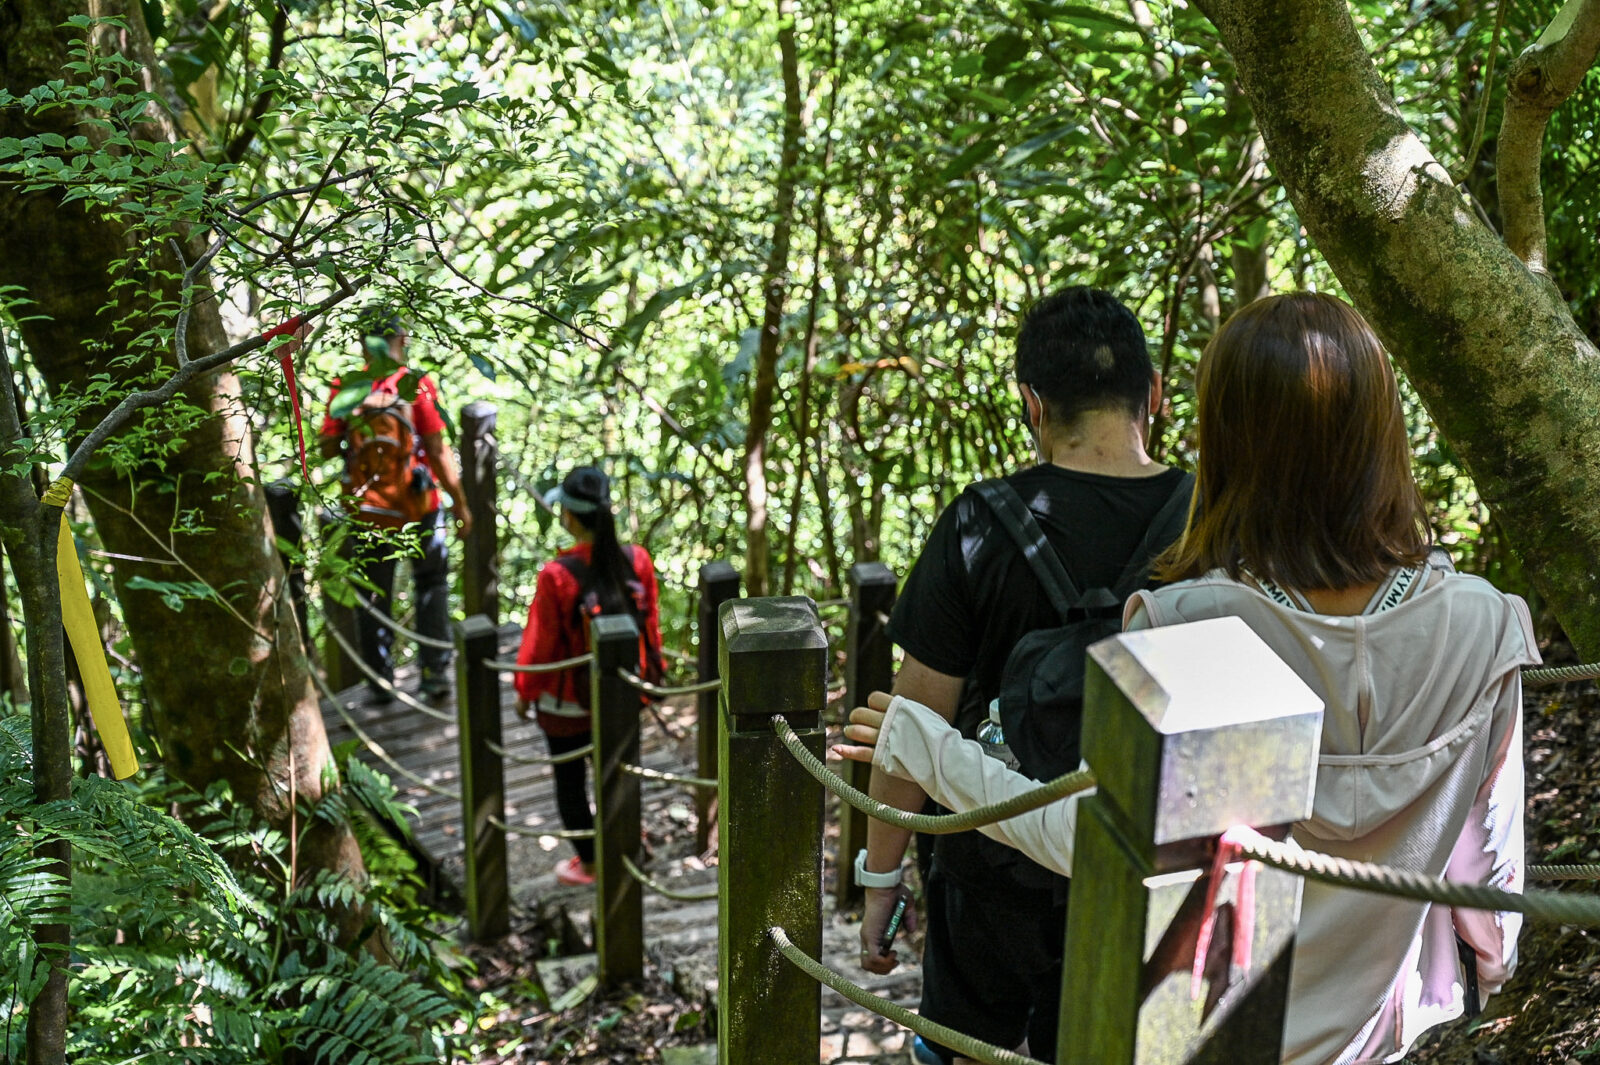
[[853, 287, 1187, 1064]]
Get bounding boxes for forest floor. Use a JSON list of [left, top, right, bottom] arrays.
[[451, 660, 1600, 1065]]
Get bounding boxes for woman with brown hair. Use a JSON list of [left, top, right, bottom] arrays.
[[835, 293, 1538, 1065]]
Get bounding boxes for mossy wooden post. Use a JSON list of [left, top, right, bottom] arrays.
[[455, 614, 509, 942], [695, 561, 740, 851], [718, 596, 827, 1065], [316, 511, 360, 692], [836, 561, 896, 907], [1058, 617, 1324, 1065], [591, 613, 645, 987], [459, 401, 500, 625]]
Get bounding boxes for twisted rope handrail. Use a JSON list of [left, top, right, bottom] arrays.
[[767, 926, 1044, 1065], [620, 854, 719, 902], [352, 594, 455, 650], [813, 597, 851, 611], [1522, 661, 1600, 686], [485, 652, 595, 675], [486, 739, 594, 766], [771, 716, 1095, 834], [619, 762, 717, 790], [616, 668, 722, 698], [1232, 827, 1600, 926], [488, 816, 594, 841], [326, 624, 455, 722], [310, 666, 462, 802], [1528, 863, 1600, 881]]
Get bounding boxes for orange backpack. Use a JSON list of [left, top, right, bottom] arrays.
[[343, 388, 435, 528]]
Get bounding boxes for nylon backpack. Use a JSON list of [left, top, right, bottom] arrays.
[[971, 473, 1193, 782], [554, 548, 667, 704], [343, 384, 435, 528]]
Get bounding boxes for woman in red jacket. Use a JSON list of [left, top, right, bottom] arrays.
[[513, 466, 663, 886]]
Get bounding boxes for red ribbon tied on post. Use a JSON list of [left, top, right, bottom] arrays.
[[262, 315, 310, 481], [1190, 825, 1259, 1001]]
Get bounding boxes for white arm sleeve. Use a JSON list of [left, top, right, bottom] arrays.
[[872, 694, 1087, 877]]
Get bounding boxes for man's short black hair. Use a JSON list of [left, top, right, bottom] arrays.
[[1015, 286, 1152, 426]]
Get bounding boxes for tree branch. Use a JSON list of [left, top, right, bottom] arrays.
[[1497, 0, 1600, 272], [224, 2, 291, 165], [58, 279, 359, 484]]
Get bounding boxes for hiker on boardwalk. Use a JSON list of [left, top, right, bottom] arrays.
[[513, 466, 664, 887], [319, 308, 472, 703], [851, 287, 1190, 1064], [835, 292, 1536, 1065]]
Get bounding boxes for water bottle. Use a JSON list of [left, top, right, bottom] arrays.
[[976, 699, 1020, 771]]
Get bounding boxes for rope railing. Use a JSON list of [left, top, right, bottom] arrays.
[[771, 716, 1095, 834], [616, 668, 722, 698], [325, 624, 455, 722], [621, 854, 719, 902], [1528, 863, 1600, 881], [1522, 661, 1600, 686], [486, 738, 594, 767], [1231, 826, 1600, 926], [767, 926, 1044, 1065], [813, 597, 851, 611], [485, 652, 595, 675], [619, 762, 717, 790], [488, 815, 594, 841], [352, 594, 456, 650], [309, 666, 462, 802]]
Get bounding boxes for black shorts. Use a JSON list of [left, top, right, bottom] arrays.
[[918, 868, 1067, 1064]]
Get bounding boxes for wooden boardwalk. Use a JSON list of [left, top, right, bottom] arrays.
[[318, 626, 928, 1063]]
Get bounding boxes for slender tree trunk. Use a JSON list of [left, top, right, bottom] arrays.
[[0, 0, 364, 894], [1195, 0, 1600, 656], [743, 0, 803, 597]]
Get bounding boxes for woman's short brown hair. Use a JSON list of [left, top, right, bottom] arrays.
[[1159, 292, 1431, 589]]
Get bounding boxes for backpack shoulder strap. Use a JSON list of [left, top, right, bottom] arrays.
[[1109, 472, 1195, 597], [968, 480, 1081, 615]]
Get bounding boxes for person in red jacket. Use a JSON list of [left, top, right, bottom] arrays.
[[513, 465, 663, 886]]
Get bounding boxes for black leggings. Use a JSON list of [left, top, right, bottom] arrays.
[[546, 730, 595, 865]]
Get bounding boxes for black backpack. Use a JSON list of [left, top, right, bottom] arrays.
[[553, 548, 666, 703], [972, 473, 1194, 782]]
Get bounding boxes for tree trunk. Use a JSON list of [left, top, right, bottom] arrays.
[[742, 0, 803, 597], [1195, 0, 1600, 658], [0, 2, 364, 888]]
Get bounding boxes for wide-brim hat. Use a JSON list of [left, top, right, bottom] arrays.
[[544, 465, 609, 515]]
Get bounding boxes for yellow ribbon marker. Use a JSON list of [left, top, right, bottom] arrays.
[[43, 478, 137, 779]]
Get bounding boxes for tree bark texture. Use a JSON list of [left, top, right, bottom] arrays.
[[1496, 0, 1600, 272], [0, 2, 364, 886], [742, 0, 803, 598], [1196, 0, 1600, 658]]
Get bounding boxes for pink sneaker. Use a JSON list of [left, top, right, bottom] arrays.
[[556, 856, 595, 886]]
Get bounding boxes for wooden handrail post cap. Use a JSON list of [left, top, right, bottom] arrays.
[[1061, 616, 1325, 1065], [717, 596, 827, 728]]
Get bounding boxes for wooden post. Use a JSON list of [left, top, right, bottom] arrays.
[[317, 511, 360, 692], [455, 615, 509, 942], [592, 613, 644, 987], [1058, 617, 1324, 1065], [835, 561, 896, 907], [459, 402, 500, 625], [718, 597, 827, 1065], [695, 561, 740, 852]]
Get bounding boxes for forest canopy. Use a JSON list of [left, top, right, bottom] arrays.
[[2, 0, 1598, 1060]]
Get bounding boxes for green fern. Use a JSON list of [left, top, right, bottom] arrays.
[[1, 712, 480, 1063]]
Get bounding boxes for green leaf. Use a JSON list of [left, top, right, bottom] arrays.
[[228, 657, 250, 676], [1000, 124, 1079, 168], [981, 32, 1028, 77]]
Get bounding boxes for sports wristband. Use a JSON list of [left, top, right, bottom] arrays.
[[854, 849, 903, 889]]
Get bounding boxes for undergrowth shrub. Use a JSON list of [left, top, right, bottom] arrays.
[[0, 715, 474, 1062]]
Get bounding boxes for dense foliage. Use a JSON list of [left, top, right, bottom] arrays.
[[2, 0, 1597, 1058]]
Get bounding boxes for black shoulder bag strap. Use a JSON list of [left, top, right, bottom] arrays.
[[968, 480, 1080, 618], [1108, 472, 1195, 599]]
